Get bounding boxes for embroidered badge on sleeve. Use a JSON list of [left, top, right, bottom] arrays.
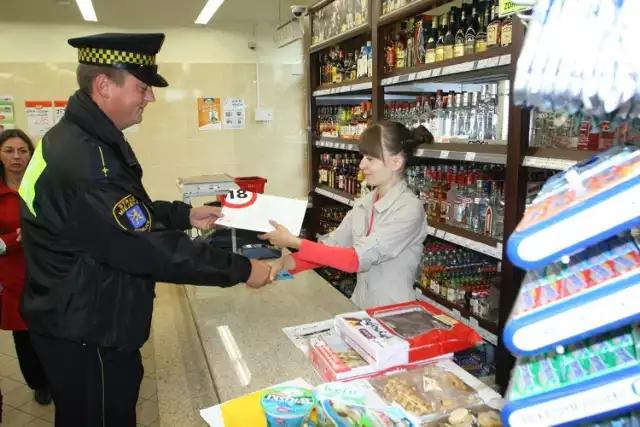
[[113, 194, 152, 232]]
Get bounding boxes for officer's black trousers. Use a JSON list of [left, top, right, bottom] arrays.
[[12, 331, 48, 391], [29, 331, 143, 427]]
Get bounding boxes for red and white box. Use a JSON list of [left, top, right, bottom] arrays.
[[335, 301, 483, 370], [309, 330, 452, 383]]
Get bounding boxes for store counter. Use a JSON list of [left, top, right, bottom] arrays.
[[183, 270, 355, 402]]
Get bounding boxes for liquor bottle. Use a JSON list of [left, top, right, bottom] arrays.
[[355, 0, 363, 26], [484, 84, 498, 140], [456, 92, 469, 137], [434, 91, 445, 141], [454, 10, 467, 58], [406, 20, 415, 68], [468, 92, 479, 139], [443, 9, 457, 60], [385, 32, 396, 72], [419, 96, 432, 129], [476, 87, 487, 140], [331, 49, 339, 83], [425, 18, 439, 64], [444, 92, 455, 138], [382, 0, 390, 15], [395, 23, 407, 69], [501, 12, 512, 47], [435, 13, 447, 62], [475, 3, 488, 53], [347, 0, 355, 30], [366, 41, 373, 77], [347, 52, 356, 80], [487, 4, 501, 49], [465, 6, 479, 55]]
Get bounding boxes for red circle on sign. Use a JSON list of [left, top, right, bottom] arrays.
[[221, 190, 258, 209]]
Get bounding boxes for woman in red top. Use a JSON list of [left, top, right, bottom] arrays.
[[0, 129, 50, 405]]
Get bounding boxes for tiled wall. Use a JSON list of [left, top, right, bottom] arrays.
[[0, 23, 308, 202]]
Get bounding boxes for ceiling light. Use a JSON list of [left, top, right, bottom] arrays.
[[75, 0, 97, 21], [195, 0, 225, 25]]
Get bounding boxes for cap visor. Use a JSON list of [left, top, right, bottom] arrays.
[[129, 69, 168, 88]]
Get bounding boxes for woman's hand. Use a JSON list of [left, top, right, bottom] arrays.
[[258, 220, 302, 249], [267, 254, 297, 280]]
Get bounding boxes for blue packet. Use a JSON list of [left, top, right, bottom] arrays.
[[276, 271, 294, 281]]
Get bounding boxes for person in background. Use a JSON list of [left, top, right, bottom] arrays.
[[18, 33, 274, 427], [0, 129, 50, 405], [260, 121, 432, 309]]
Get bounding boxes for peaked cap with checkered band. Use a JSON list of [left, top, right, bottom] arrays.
[[68, 33, 168, 87]]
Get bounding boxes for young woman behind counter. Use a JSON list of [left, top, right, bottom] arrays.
[[260, 121, 432, 309]]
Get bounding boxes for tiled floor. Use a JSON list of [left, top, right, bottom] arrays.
[[0, 331, 160, 427]]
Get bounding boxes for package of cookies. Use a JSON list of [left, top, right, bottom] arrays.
[[309, 329, 452, 382], [367, 359, 503, 424], [335, 301, 483, 370]]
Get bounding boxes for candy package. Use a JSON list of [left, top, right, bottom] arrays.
[[504, 232, 640, 355], [503, 324, 640, 427], [507, 143, 640, 271]]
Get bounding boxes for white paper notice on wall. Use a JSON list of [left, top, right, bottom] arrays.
[[222, 99, 246, 130], [25, 100, 54, 137], [215, 190, 308, 236], [53, 100, 67, 124]]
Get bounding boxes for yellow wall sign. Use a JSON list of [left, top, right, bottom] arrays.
[[499, 0, 532, 17]]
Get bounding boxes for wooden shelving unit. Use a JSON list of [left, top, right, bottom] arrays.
[[302, 0, 593, 393]]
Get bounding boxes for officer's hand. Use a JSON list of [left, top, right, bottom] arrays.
[[246, 260, 272, 288], [16, 228, 21, 243], [190, 206, 224, 231]]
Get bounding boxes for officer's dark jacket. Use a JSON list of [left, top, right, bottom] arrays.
[[19, 90, 252, 351]]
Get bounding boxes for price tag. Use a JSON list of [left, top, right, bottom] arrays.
[[340, 143, 346, 149], [417, 149, 426, 157], [499, 54, 512, 66], [391, 76, 400, 84], [460, 316, 470, 326], [458, 62, 475, 73], [441, 66, 454, 76], [476, 57, 500, 70], [451, 309, 461, 320], [439, 150, 450, 159], [417, 70, 432, 79], [435, 229, 445, 239], [432, 68, 442, 76], [464, 152, 476, 161], [408, 73, 416, 81]]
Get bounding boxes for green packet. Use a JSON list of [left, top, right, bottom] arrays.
[[508, 324, 640, 401]]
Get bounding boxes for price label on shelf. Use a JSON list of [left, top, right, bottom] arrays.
[[499, 54, 512, 66], [439, 150, 450, 159], [451, 309, 461, 320], [339, 143, 346, 149], [470, 317, 479, 329], [417, 148, 426, 157], [391, 76, 400, 84], [417, 70, 432, 79], [408, 73, 416, 81], [476, 57, 500, 70], [435, 229, 446, 239], [465, 152, 476, 161], [432, 68, 442, 77]]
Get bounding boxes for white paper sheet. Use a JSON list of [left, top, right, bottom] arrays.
[[282, 319, 336, 356], [215, 190, 308, 236]]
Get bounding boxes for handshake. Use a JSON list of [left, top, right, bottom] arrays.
[[245, 256, 291, 288]]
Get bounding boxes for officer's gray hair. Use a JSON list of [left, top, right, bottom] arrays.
[[76, 64, 127, 95]]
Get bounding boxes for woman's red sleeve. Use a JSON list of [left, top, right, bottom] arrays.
[[289, 239, 359, 274]]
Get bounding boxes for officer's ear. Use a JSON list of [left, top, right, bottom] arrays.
[[93, 73, 115, 100]]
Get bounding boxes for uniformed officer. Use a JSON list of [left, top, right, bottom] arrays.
[[18, 33, 275, 426]]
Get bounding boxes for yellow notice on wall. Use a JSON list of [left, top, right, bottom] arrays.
[[499, 0, 532, 17], [197, 97, 223, 131]]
